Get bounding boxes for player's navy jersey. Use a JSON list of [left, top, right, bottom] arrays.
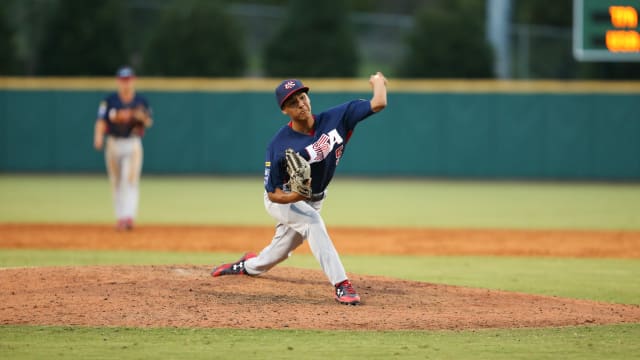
[[264, 99, 374, 195], [97, 93, 151, 137]]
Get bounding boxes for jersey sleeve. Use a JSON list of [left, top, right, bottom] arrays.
[[264, 145, 285, 193], [97, 99, 108, 121], [341, 99, 375, 130], [139, 96, 152, 114]]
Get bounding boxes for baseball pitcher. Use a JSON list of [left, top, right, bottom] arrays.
[[211, 72, 388, 305]]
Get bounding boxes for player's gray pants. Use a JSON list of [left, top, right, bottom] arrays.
[[244, 192, 348, 286], [105, 136, 143, 220]]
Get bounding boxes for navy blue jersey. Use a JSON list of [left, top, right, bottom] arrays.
[[97, 93, 151, 137], [264, 99, 374, 194]]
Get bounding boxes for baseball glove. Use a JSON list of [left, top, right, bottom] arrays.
[[131, 105, 149, 126], [285, 148, 311, 198]]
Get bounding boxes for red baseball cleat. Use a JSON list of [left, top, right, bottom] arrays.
[[334, 279, 361, 305], [211, 252, 257, 277]]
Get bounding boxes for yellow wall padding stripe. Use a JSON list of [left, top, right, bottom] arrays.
[[1, 77, 640, 93]]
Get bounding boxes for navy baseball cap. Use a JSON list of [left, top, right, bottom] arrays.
[[275, 79, 309, 108], [116, 66, 135, 79]]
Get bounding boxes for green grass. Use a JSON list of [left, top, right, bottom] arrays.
[[2, 174, 640, 359], [2, 175, 640, 229], [1, 324, 639, 360]]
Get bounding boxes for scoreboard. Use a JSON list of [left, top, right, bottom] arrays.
[[573, 0, 640, 61]]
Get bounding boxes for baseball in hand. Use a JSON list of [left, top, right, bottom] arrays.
[[370, 72, 387, 85]]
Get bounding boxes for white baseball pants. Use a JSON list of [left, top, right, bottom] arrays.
[[244, 192, 348, 286], [104, 136, 142, 221]]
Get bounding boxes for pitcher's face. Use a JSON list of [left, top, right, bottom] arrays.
[[282, 91, 312, 120]]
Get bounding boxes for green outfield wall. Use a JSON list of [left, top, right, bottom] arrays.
[[1, 78, 639, 179]]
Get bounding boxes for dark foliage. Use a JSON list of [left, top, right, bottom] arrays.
[[141, 0, 247, 77], [0, 3, 17, 74], [399, 0, 493, 78], [37, 0, 129, 76], [263, 0, 359, 77]]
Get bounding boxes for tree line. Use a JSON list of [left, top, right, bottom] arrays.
[[0, 0, 637, 79]]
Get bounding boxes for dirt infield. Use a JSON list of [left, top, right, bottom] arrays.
[[1, 224, 640, 330]]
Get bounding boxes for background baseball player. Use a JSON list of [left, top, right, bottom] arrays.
[[93, 66, 153, 231], [211, 72, 388, 305]]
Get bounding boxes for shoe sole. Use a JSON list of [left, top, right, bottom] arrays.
[[335, 297, 361, 306]]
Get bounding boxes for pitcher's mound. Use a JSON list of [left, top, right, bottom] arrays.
[[1, 265, 639, 330]]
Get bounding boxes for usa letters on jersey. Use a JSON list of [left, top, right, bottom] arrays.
[[306, 129, 344, 164], [264, 99, 374, 195]]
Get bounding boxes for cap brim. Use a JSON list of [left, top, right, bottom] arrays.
[[279, 87, 309, 108]]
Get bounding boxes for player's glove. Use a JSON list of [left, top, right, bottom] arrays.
[[131, 105, 148, 126], [285, 148, 312, 198]]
